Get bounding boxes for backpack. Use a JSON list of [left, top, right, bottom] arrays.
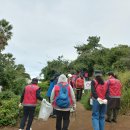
[[56, 83, 70, 108], [76, 78, 84, 88]]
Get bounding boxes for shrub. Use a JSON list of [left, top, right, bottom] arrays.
[[0, 91, 20, 126], [80, 90, 92, 110]]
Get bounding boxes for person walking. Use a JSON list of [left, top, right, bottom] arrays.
[[19, 78, 43, 130], [91, 71, 109, 130], [46, 73, 59, 117], [51, 74, 76, 130], [106, 72, 122, 123], [75, 75, 84, 101]]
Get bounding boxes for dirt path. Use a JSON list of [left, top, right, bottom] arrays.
[[1, 102, 130, 130]]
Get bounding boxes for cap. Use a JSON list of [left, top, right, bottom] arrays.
[[68, 74, 72, 78], [94, 70, 102, 77]]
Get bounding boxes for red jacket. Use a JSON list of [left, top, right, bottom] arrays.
[[108, 77, 122, 97], [94, 80, 108, 99], [23, 84, 39, 106]]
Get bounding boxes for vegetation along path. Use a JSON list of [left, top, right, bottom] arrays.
[[1, 102, 130, 130]]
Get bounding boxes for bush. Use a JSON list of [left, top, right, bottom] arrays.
[[80, 90, 92, 110], [0, 91, 20, 126], [38, 81, 49, 91], [118, 71, 130, 114]]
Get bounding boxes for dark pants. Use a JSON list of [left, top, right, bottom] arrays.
[[107, 108, 119, 121], [20, 106, 36, 130], [56, 110, 70, 130], [76, 88, 83, 101], [106, 98, 120, 121]]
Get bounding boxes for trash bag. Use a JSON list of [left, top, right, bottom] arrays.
[[38, 99, 53, 121]]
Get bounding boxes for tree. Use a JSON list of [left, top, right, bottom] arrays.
[[0, 19, 13, 51], [74, 36, 102, 54]]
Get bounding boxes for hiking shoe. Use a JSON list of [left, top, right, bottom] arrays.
[[112, 119, 117, 123], [51, 115, 56, 118], [105, 119, 111, 123]]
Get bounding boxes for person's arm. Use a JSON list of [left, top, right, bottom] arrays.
[[36, 88, 43, 101], [70, 85, 76, 108], [91, 80, 98, 99]]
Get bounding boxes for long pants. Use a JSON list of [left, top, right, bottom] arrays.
[[20, 106, 35, 130], [92, 99, 107, 130], [107, 108, 119, 121], [76, 88, 83, 101], [56, 110, 70, 130]]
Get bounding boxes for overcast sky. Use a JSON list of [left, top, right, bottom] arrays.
[[0, 0, 130, 78]]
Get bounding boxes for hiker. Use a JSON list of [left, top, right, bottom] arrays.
[[46, 73, 59, 117], [91, 71, 109, 130], [46, 73, 59, 103], [51, 74, 76, 130], [106, 72, 122, 123], [19, 78, 43, 130], [75, 75, 84, 101], [67, 73, 73, 86]]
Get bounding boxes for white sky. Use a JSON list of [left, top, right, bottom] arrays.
[[0, 0, 130, 78]]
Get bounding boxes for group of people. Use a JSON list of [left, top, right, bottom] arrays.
[[18, 70, 122, 130], [91, 71, 122, 130]]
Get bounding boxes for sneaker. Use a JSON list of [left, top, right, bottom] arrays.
[[112, 119, 117, 123]]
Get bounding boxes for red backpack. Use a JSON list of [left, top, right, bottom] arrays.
[[76, 78, 84, 88]]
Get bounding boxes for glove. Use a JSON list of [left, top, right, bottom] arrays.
[[18, 103, 23, 108]]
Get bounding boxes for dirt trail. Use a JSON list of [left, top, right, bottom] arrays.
[[1, 102, 130, 130]]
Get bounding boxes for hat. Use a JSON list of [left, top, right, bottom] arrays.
[[68, 74, 72, 78], [31, 78, 38, 84], [94, 70, 102, 77]]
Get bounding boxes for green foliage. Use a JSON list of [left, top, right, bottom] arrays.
[[80, 90, 92, 110], [41, 56, 69, 80], [0, 91, 19, 126], [0, 53, 30, 95], [0, 19, 13, 51], [38, 81, 49, 91]]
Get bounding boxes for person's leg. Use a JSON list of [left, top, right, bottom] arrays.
[[112, 108, 119, 122], [56, 110, 62, 130], [76, 89, 80, 101], [79, 88, 83, 100], [20, 106, 29, 129], [92, 99, 100, 130], [99, 104, 107, 130], [26, 106, 36, 130], [62, 111, 70, 130], [106, 101, 112, 122]]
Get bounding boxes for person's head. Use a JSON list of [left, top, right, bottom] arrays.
[[107, 71, 117, 78], [31, 78, 38, 84], [57, 74, 67, 83], [94, 70, 104, 84]]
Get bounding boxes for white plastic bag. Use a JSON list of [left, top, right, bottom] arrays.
[[90, 98, 93, 105], [38, 99, 53, 121]]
